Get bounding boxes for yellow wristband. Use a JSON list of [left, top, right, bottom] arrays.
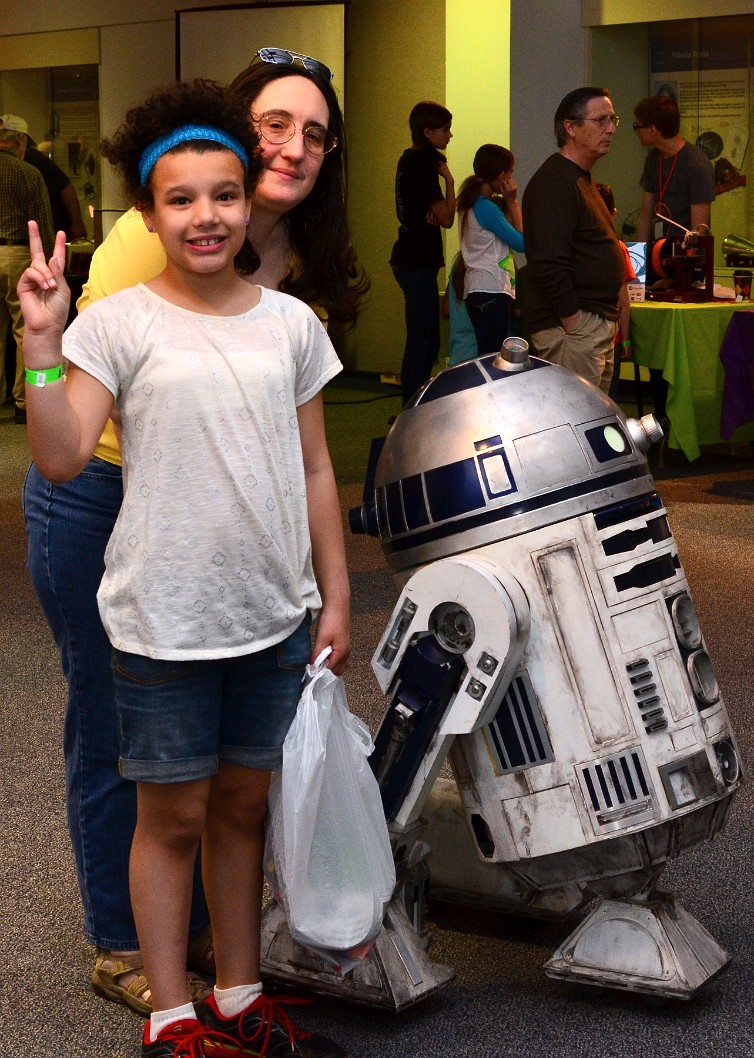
[[26, 364, 64, 387]]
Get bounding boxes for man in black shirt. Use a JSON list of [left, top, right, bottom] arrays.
[[522, 87, 624, 392]]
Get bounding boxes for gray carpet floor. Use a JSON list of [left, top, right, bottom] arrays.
[[1, 386, 753, 1057]]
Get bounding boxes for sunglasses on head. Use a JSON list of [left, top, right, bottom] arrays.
[[255, 47, 334, 83]]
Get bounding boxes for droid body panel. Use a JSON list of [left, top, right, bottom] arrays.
[[374, 513, 736, 886]]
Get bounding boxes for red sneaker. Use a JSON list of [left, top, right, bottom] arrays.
[[197, 993, 348, 1057], [141, 1016, 241, 1057]]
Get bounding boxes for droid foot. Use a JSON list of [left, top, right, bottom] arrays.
[[260, 897, 455, 1011], [543, 892, 730, 1000]]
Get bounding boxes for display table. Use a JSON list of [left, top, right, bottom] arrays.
[[630, 300, 754, 461]]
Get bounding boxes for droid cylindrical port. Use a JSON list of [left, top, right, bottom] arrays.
[[671, 593, 702, 650], [349, 502, 379, 537], [493, 337, 531, 373], [625, 414, 664, 452], [686, 649, 719, 705], [715, 738, 740, 785]]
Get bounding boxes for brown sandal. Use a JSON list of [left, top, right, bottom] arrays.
[[186, 923, 215, 976], [91, 950, 213, 1016]]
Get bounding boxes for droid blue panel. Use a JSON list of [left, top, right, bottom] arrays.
[[402, 474, 430, 530], [410, 361, 487, 407], [385, 480, 406, 535], [425, 459, 486, 521]]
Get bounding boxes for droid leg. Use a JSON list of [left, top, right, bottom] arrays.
[[260, 558, 530, 1010], [544, 890, 731, 999]]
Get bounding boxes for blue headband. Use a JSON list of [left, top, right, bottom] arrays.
[[138, 124, 250, 186]]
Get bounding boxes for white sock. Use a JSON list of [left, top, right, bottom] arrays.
[[149, 1002, 197, 1042], [214, 981, 264, 1018]]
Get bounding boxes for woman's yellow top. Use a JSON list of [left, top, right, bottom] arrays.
[[78, 209, 168, 465]]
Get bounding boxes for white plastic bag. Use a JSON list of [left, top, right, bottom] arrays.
[[265, 648, 395, 957]]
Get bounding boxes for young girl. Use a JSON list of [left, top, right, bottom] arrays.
[[456, 144, 524, 355], [20, 79, 349, 1058], [390, 100, 455, 406], [23, 49, 367, 1015]]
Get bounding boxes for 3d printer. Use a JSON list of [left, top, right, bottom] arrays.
[[649, 216, 714, 302]]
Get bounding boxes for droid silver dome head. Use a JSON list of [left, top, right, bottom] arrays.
[[351, 355, 663, 573]]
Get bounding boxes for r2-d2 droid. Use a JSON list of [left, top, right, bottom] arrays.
[[260, 342, 741, 1010]]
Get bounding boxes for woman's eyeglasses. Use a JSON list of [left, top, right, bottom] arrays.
[[254, 113, 338, 156], [255, 47, 334, 83], [632, 122, 649, 131]]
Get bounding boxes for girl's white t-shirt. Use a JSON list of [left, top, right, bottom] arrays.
[[63, 283, 341, 660]]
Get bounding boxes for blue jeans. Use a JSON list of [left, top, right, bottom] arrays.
[[23, 457, 209, 949], [393, 267, 441, 405], [465, 291, 512, 356]]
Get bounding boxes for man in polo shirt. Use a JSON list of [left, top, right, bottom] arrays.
[[0, 114, 54, 423], [522, 87, 624, 392]]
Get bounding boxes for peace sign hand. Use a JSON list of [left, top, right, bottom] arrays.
[[17, 221, 71, 340]]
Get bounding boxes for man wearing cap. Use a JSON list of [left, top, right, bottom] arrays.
[[0, 114, 54, 423], [22, 131, 87, 241]]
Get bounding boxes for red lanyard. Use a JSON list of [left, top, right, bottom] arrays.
[[658, 139, 682, 205]]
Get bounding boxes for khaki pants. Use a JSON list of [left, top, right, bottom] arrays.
[[530, 309, 617, 393], [0, 245, 31, 409]]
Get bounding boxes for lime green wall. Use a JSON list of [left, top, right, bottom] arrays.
[[445, 0, 511, 265], [341, 0, 511, 375]]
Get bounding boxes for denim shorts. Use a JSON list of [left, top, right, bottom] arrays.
[[113, 615, 311, 783]]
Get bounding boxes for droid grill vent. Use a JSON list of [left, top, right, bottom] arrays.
[[626, 658, 669, 733], [582, 751, 650, 815], [485, 673, 553, 774], [601, 515, 671, 556], [614, 553, 679, 592]]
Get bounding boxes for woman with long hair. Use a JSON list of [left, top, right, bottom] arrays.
[[457, 143, 524, 355]]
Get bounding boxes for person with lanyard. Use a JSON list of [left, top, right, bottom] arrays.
[[632, 94, 714, 423], [22, 48, 367, 1028], [633, 94, 715, 241], [20, 77, 351, 1058]]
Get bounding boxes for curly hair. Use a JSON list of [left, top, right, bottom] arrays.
[[101, 80, 263, 274], [228, 60, 369, 327]]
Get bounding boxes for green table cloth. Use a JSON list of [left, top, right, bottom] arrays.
[[631, 300, 754, 460]]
